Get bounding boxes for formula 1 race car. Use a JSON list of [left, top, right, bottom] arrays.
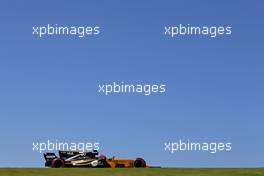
[[44, 150, 147, 168]]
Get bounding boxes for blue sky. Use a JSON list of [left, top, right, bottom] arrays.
[[0, 0, 263, 167]]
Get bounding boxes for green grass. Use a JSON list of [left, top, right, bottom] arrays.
[[0, 168, 264, 176]]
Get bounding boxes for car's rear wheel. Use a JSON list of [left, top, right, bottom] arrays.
[[51, 158, 65, 168], [134, 158, 146, 168]]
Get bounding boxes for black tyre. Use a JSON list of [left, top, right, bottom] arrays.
[[51, 158, 65, 168], [134, 158, 146, 168]]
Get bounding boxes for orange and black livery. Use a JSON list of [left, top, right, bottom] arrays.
[[44, 150, 148, 168]]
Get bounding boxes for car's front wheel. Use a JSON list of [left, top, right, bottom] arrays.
[[134, 158, 146, 168]]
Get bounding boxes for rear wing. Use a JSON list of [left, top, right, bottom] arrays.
[[43, 153, 57, 167], [43, 152, 57, 161]]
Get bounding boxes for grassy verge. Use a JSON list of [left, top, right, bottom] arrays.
[[0, 168, 264, 176]]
